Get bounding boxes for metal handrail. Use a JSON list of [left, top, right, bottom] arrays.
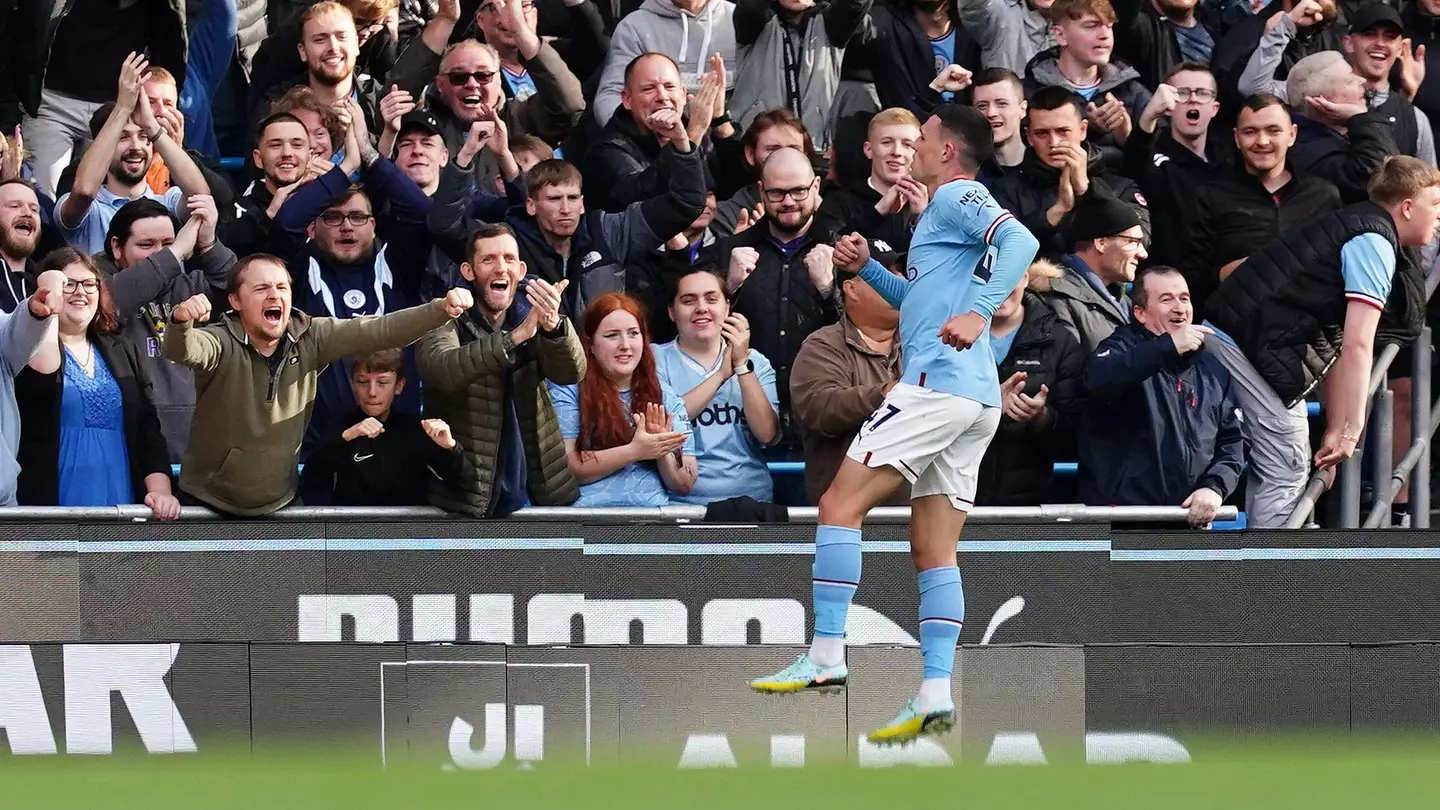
[[1365, 393, 1440, 527], [0, 504, 1235, 525]]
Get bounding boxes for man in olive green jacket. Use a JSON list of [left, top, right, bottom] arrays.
[[165, 253, 474, 516], [418, 224, 585, 517]]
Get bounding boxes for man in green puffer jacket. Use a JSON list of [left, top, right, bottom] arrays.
[[164, 252, 473, 516]]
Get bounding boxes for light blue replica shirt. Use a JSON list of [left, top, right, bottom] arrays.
[[56, 184, 183, 255], [653, 340, 778, 505], [549, 381, 695, 507], [859, 179, 1040, 408]]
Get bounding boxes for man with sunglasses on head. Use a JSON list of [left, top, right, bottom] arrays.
[[389, 0, 585, 190], [270, 101, 439, 456]]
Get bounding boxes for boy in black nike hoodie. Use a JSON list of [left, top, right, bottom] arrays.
[[299, 349, 473, 506]]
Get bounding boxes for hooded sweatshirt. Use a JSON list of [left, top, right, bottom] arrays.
[[1022, 47, 1152, 171], [593, 0, 739, 126]]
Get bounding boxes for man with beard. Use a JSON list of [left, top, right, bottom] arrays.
[[990, 87, 1148, 261], [711, 108, 812, 235], [1284, 50, 1402, 202], [272, 102, 439, 455], [390, 0, 585, 189], [253, 2, 385, 136], [1046, 188, 1148, 351], [164, 256, 474, 516], [586, 52, 747, 213], [1240, 3, 1435, 167], [956, 0, 1055, 75], [1112, 0, 1219, 90], [220, 113, 326, 260], [1123, 63, 1231, 269], [971, 69, 1028, 179], [416, 224, 584, 517], [1212, 0, 1344, 117], [1022, 0, 1151, 167], [1180, 94, 1341, 315], [56, 55, 211, 256], [0, 182, 46, 311], [816, 108, 927, 256], [714, 147, 839, 418]]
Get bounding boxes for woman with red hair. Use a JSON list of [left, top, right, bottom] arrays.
[[549, 293, 698, 506]]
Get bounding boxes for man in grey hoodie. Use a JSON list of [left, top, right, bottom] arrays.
[[0, 270, 63, 505], [594, 0, 740, 126], [957, 0, 1055, 75]]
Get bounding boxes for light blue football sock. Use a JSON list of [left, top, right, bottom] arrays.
[[918, 566, 964, 680], [811, 525, 863, 640]]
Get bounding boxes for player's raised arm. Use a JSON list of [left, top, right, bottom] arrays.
[[836, 233, 909, 309]]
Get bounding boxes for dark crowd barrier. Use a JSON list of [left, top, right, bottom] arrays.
[[2, 641, 1436, 764], [4, 520, 1440, 762]]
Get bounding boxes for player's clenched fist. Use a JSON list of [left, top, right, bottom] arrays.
[[442, 288, 474, 317], [727, 246, 760, 292], [172, 294, 212, 324], [832, 233, 870, 272], [937, 312, 987, 351]]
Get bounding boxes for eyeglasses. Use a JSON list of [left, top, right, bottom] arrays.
[[319, 211, 374, 226], [762, 185, 813, 204], [63, 279, 99, 294], [446, 70, 497, 86], [1173, 87, 1216, 101], [1109, 235, 1145, 248]]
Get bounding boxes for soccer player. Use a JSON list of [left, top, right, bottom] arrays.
[[748, 105, 1041, 745]]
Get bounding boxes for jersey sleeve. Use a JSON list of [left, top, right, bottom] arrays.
[[944, 181, 1016, 246], [1339, 232, 1397, 311]]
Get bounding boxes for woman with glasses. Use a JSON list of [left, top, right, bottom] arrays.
[[549, 293, 698, 506], [14, 249, 179, 519]]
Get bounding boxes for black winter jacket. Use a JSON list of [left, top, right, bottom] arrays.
[[298, 408, 473, 506], [1179, 165, 1342, 317], [1079, 320, 1246, 508], [583, 110, 748, 213], [1112, 0, 1220, 91], [1289, 111, 1400, 204], [975, 293, 1086, 506], [710, 222, 841, 409], [988, 144, 1151, 260], [838, 1, 979, 110], [1207, 201, 1423, 405], [814, 178, 914, 256], [1122, 125, 1232, 270]]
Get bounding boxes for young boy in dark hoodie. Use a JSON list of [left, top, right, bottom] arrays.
[[299, 348, 473, 506]]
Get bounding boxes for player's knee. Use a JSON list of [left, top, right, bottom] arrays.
[[817, 488, 860, 527]]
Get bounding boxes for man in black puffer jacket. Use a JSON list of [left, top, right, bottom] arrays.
[[1204, 155, 1438, 528], [1081, 266, 1245, 527], [975, 263, 1085, 506]]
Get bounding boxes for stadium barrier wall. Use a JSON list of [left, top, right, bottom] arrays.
[[1, 641, 1434, 765]]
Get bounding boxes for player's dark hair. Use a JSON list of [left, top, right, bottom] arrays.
[[931, 103, 994, 173], [1026, 86, 1088, 124], [1131, 265, 1185, 309], [105, 199, 180, 264]]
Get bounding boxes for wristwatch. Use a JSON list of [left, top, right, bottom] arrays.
[[734, 359, 754, 376]]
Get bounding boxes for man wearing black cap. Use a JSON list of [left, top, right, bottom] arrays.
[[1044, 187, 1148, 352], [1237, 3, 1431, 181], [389, 110, 452, 197]]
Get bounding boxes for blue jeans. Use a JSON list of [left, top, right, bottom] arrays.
[[179, 0, 238, 160]]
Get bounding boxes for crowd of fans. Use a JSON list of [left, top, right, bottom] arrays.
[[1, 0, 1439, 527]]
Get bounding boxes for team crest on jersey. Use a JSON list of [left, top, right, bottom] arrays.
[[343, 289, 367, 310]]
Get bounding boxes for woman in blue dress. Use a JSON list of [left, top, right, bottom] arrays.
[[15, 249, 179, 519], [549, 293, 698, 506]]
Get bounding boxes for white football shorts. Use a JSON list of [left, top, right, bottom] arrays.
[[845, 383, 1001, 510]]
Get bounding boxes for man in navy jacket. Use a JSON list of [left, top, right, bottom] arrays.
[[1079, 265, 1246, 526]]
